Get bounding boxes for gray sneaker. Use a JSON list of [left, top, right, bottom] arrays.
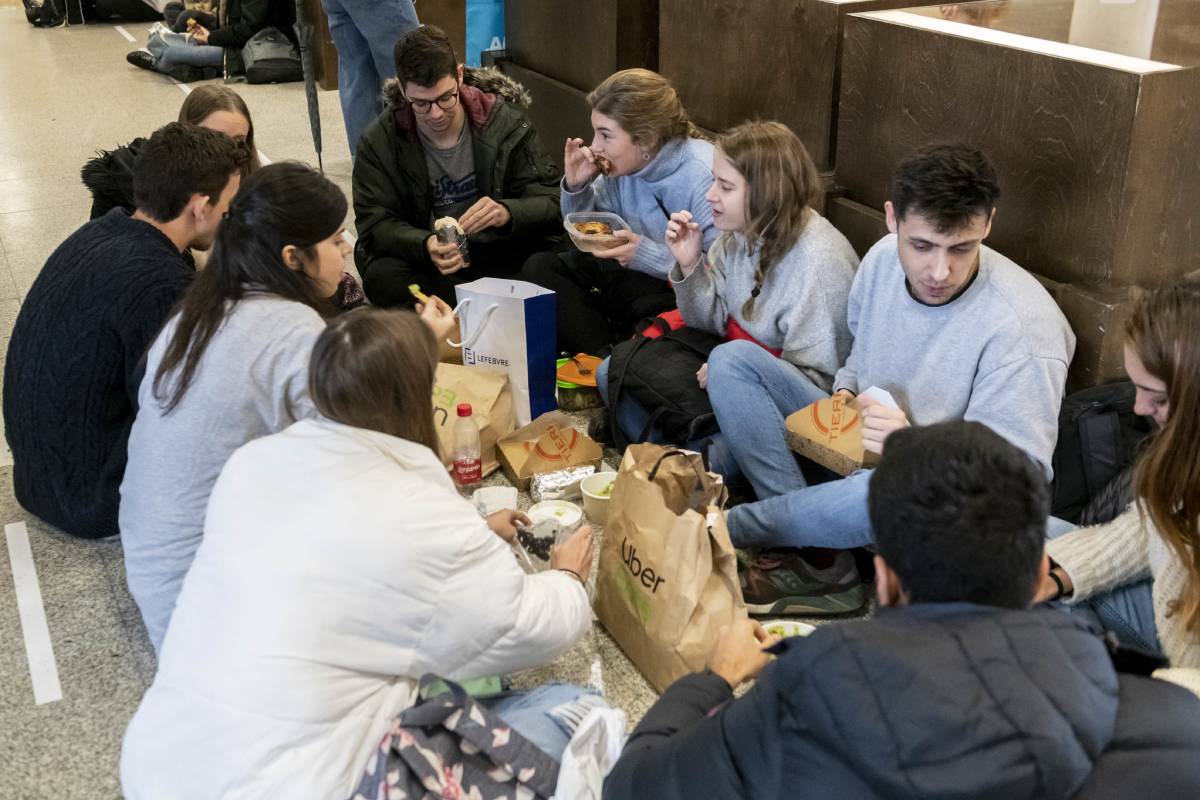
[[739, 549, 870, 617]]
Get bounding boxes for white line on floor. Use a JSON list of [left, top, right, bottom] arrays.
[[258, 150, 272, 165], [170, 78, 192, 96], [5, 522, 62, 706], [114, 25, 137, 43]]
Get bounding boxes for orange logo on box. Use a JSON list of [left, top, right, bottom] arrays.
[[809, 396, 860, 443], [522, 426, 579, 461]]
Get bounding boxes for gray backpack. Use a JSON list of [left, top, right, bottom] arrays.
[[241, 27, 301, 84]]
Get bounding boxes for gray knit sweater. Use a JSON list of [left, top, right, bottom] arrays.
[[833, 235, 1075, 475], [120, 295, 326, 652], [668, 212, 858, 392], [1046, 505, 1200, 697]]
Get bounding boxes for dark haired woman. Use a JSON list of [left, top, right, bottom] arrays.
[[118, 162, 452, 652], [121, 309, 598, 799], [1040, 280, 1200, 697]]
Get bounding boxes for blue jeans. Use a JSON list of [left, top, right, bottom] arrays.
[[595, 356, 737, 478], [1046, 521, 1161, 654], [483, 683, 606, 760], [320, 0, 418, 157], [148, 29, 224, 73], [705, 340, 860, 548]]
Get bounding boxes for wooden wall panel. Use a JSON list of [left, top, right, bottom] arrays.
[[416, 0, 467, 62], [834, 13, 1197, 287], [504, 0, 659, 93], [497, 62, 593, 173], [659, 0, 917, 170]]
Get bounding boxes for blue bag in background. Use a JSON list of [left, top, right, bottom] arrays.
[[465, 0, 504, 66]]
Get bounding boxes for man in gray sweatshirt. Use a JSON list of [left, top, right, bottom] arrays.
[[711, 144, 1076, 615]]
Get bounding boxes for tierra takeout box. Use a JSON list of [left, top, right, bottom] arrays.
[[784, 396, 880, 476], [497, 411, 604, 491]]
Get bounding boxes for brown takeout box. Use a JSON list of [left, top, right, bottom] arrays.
[[785, 396, 880, 476], [497, 411, 604, 490]]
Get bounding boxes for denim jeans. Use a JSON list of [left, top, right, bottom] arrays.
[[320, 0, 418, 157], [1046, 520, 1161, 654], [482, 683, 607, 760], [595, 355, 737, 478], [705, 340, 858, 548], [147, 29, 224, 74]]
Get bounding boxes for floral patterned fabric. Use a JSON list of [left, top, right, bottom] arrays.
[[351, 675, 560, 800]]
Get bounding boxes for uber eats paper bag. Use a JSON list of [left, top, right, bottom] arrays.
[[497, 411, 603, 490], [433, 363, 515, 478], [594, 444, 747, 692]]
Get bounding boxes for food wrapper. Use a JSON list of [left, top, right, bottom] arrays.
[[784, 395, 880, 476], [498, 411, 604, 490], [530, 465, 596, 503]]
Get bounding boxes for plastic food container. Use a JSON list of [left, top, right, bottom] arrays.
[[580, 472, 617, 525], [527, 500, 584, 532], [563, 211, 630, 254], [760, 619, 816, 639]]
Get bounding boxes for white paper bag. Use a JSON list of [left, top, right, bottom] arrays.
[[452, 277, 557, 426]]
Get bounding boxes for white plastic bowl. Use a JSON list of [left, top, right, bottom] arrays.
[[563, 211, 630, 254]]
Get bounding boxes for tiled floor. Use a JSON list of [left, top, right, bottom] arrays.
[[0, 9, 664, 797]]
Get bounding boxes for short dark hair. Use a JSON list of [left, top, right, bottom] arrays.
[[868, 421, 1048, 609], [890, 143, 1000, 233], [394, 25, 458, 88], [132, 122, 250, 222]]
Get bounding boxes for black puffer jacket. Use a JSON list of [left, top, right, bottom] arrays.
[[604, 604, 1200, 799], [352, 67, 561, 306]]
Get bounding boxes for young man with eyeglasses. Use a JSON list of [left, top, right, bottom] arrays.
[[352, 25, 563, 308]]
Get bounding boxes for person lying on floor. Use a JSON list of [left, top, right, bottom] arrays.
[[520, 68, 718, 356], [120, 162, 394, 652], [1038, 279, 1200, 697], [353, 24, 562, 308], [3, 123, 248, 540], [120, 308, 598, 800], [604, 421, 1200, 800], [715, 143, 1075, 615], [82, 85, 365, 308], [124, 0, 293, 82]]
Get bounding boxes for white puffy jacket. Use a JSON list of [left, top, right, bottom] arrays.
[[121, 418, 591, 799]]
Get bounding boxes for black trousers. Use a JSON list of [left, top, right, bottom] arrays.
[[361, 237, 537, 310], [519, 249, 676, 356]]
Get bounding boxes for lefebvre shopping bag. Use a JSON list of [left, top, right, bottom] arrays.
[[453, 277, 556, 427], [594, 444, 747, 692]]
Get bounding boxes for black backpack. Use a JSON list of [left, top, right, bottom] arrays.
[[1051, 381, 1153, 524], [606, 318, 724, 450], [23, 0, 90, 26]]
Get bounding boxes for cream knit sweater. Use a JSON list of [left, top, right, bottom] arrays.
[[1046, 505, 1200, 697]]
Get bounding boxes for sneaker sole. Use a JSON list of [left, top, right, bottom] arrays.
[[745, 585, 869, 617]]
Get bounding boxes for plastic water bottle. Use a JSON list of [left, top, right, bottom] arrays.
[[452, 403, 482, 495]]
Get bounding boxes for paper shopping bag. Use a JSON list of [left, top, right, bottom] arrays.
[[453, 278, 556, 427], [594, 445, 747, 692], [433, 363, 516, 478]]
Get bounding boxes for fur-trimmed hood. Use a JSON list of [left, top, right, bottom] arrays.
[[380, 65, 532, 113]]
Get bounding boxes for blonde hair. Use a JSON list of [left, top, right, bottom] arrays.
[[308, 309, 441, 456], [179, 85, 261, 172], [587, 69, 705, 153], [1127, 279, 1200, 635], [716, 121, 822, 320]]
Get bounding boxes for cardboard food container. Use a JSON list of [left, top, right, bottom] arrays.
[[497, 411, 604, 490], [784, 396, 880, 476]]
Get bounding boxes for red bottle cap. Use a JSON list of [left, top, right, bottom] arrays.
[[456, 403, 473, 417]]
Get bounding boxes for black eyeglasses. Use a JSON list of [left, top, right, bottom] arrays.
[[409, 90, 459, 115]]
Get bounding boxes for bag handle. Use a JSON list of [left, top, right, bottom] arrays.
[[647, 448, 708, 485], [447, 298, 500, 349]]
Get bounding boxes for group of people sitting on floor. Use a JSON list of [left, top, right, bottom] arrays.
[[6, 20, 1200, 798]]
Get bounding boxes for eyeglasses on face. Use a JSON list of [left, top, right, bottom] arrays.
[[409, 90, 459, 115]]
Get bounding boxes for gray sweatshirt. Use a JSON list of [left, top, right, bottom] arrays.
[[833, 235, 1075, 474], [669, 212, 858, 391], [120, 295, 325, 652]]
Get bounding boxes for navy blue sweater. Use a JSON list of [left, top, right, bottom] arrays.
[[3, 210, 194, 538]]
